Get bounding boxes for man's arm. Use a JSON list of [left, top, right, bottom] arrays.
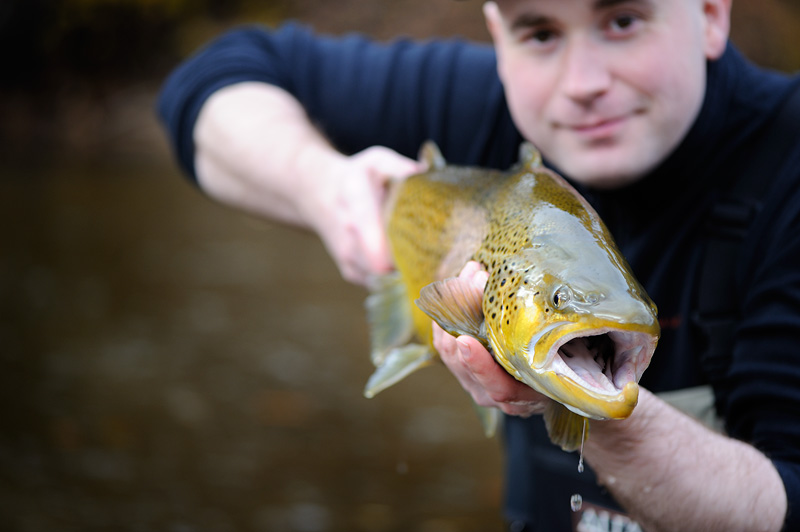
[[193, 82, 421, 285], [157, 25, 515, 284], [586, 389, 787, 532], [440, 330, 787, 531]]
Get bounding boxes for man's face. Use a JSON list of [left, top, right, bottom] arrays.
[[485, 0, 730, 188]]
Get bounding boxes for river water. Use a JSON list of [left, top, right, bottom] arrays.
[[0, 152, 504, 532]]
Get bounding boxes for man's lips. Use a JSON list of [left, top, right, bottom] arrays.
[[561, 116, 627, 138], [556, 111, 641, 139], [571, 116, 625, 130]]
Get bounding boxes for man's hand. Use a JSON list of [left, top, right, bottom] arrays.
[[301, 146, 422, 286], [194, 82, 421, 287], [432, 261, 552, 417]]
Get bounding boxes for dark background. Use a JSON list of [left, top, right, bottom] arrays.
[[1, 1, 798, 531]]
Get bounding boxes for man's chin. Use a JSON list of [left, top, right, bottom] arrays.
[[548, 146, 656, 190], [574, 170, 645, 190]]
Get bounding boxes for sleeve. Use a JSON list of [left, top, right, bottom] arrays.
[[724, 151, 800, 530], [156, 22, 521, 181]]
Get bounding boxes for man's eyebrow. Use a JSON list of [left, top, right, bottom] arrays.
[[508, 12, 551, 31], [508, 0, 653, 31], [593, 0, 652, 10]]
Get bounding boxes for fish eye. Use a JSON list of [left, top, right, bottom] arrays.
[[553, 286, 572, 309]]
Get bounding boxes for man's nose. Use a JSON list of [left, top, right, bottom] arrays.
[[559, 39, 612, 104]]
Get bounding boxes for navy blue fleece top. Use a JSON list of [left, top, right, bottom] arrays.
[[159, 23, 800, 530]]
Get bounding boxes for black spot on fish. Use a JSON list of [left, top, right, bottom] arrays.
[[501, 279, 506, 286], [489, 296, 494, 303]]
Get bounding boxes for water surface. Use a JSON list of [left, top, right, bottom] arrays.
[[0, 155, 504, 532]]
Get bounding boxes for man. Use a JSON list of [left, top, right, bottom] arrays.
[[158, 1, 800, 530]]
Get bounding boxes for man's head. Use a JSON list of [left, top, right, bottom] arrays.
[[484, 0, 731, 188]]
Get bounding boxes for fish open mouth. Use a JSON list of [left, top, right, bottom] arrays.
[[549, 330, 653, 396]]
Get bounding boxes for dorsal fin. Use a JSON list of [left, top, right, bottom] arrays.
[[419, 141, 447, 170], [519, 142, 543, 169]]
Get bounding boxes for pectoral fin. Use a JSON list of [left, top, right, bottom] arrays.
[[415, 277, 487, 345], [364, 344, 435, 398], [544, 402, 588, 452]]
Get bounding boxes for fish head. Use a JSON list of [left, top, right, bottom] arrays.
[[483, 241, 659, 420]]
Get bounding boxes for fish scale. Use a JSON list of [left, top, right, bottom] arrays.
[[476, 211, 538, 337], [388, 165, 497, 345], [365, 141, 660, 450]]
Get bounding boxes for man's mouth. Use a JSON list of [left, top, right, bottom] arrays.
[[555, 109, 645, 141], [563, 116, 628, 140]]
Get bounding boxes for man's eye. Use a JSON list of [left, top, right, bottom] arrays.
[[532, 29, 556, 43], [521, 27, 560, 48], [608, 14, 640, 34]]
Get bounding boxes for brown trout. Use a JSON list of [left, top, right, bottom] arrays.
[[364, 142, 659, 450]]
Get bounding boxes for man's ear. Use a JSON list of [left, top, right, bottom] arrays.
[[483, 2, 507, 80], [483, 1, 503, 43], [703, 0, 732, 60]]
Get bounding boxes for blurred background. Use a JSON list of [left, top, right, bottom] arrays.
[[1, 1, 799, 531]]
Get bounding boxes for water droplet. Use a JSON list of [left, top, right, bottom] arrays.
[[570, 493, 583, 512], [578, 417, 587, 473]]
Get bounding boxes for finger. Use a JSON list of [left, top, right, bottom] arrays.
[[458, 261, 489, 289], [470, 268, 489, 290], [458, 260, 483, 280], [456, 336, 548, 406], [366, 150, 424, 183], [358, 154, 421, 275], [358, 210, 393, 275], [435, 322, 549, 417], [435, 325, 490, 396], [339, 174, 392, 280], [434, 323, 469, 375]]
